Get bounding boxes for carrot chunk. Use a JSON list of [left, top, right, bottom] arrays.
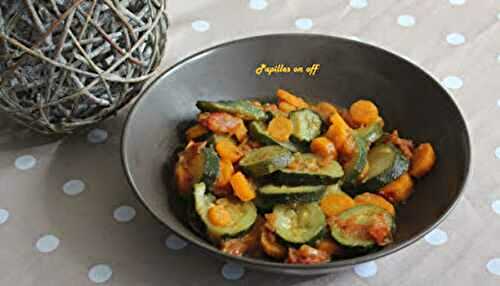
[[379, 173, 414, 203], [410, 143, 436, 178], [354, 192, 396, 216], [349, 100, 379, 125], [185, 124, 208, 141], [230, 171, 256, 202], [320, 191, 355, 217], [276, 89, 309, 109], [310, 137, 337, 160], [326, 113, 355, 156], [215, 138, 243, 163], [278, 101, 297, 113], [215, 159, 234, 188], [312, 102, 338, 121], [233, 122, 248, 142], [267, 116, 293, 142], [207, 205, 232, 227]]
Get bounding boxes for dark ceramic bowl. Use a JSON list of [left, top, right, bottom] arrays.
[[122, 34, 471, 275]]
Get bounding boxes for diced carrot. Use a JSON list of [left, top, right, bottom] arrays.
[[216, 159, 234, 188], [233, 122, 248, 142], [379, 173, 414, 204], [276, 89, 309, 109], [310, 137, 337, 160], [326, 113, 355, 156], [349, 100, 379, 126], [185, 124, 208, 141], [267, 116, 293, 142], [320, 191, 355, 217], [354, 192, 396, 216], [215, 138, 243, 163], [410, 143, 436, 178], [230, 172, 256, 202], [278, 101, 297, 113], [312, 102, 337, 121], [207, 205, 232, 227]]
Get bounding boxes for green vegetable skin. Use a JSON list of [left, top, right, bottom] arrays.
[[239, 146, 293, 177], [329, 205, 395, 248], [193, 183, 257, 238], [362, 143, 409, 191], [272, 202, 326, 244], [341, 135, 368, 188], [199, 145, 220, 189], [196, 100, 267, 121], [258, 184, 326, 205], [274, 153, 343, 185], [289, 109, 322, 142], [354, 122, 383, 144], [248, 121, 300, 152]]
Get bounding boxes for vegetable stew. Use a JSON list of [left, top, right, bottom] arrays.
[[172, 89, 436, 264]]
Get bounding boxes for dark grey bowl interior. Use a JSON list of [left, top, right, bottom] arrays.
[[122, 34, 471, 275]]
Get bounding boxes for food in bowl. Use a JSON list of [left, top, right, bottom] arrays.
[[172, 88, 436, 264]]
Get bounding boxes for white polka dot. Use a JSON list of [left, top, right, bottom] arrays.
[[35, 234, 60, 253], [15, 155, 36, 170], [63, 179, 86, 196], [354, 261, 377, 278], [397, 15, 416, 27], [222, 263, 245, 280], [165, 234, 188, 250], [249, 0, 268, 10], [487, 258, 500, 276], [350, 0, 368, 9], [113, 205, 136, 223], [424, 228, 448, 246], [87, 128, 108, 144], [446, 33, 465, 46], [191, 20, 210, 32], [495, 147, 500, 159], [88, 264, 112, 283], [491, 200, 500, 214], [295, 18, 313, 30], [0, 209, 9, 224], [442, 76, 463, 90], [449, 0, 465, 5]]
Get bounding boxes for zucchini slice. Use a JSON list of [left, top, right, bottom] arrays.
[[193, 183, 257, 238], [329, 205, 395, 248], [289, 109, 322, 142], [196, 100, 268, 121], [271, 203, 326, 244], [239, 146, 293, 177], [189, 144, 220, 190], [258, 185, 326, 205], [354, 122, 383, 145], [248, 121, 300, 152], [341, 136, 368, 187], [362, 143, 409, 191], [274, 153, 344, 185]]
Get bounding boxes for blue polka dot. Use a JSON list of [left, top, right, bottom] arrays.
[[35, 234, 60, 253], [446, 33, 465, 46], [397, 15, 416, 27], [354, 261, 377, 278], [295, 18, 313, 30], [487, 258, 500, 276], [350, 0, 368, 9], [424, 228, 448, 246], [249, 0, 268, 10], [442, 76, 463, 90], [449, 0, 465, 5], [192, 20, 210, 32], [495, 147, 500, 159], [88, 264, 112, 283], [15, 155, 37, 170], [0, 209, 9, 224], [496, 99, 500, 108], [222, 263, 245, 280], [491, 200, 500, 214]]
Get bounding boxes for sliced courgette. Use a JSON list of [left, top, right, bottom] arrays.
[[329, 205, 395, 248], [362, 143, 409, 191], [193, 183, 257, 238], [354, 122, 383, 145], [289, 109, 322, 142], [239, 146, 293, 177], [196, 100, 267, 121], [342, 136, 368, 188], [258, 185, 326, 205], [271, 203, 326, 244], [248, 121, 300, 152], [189, 144, 220, 189], [274, 153, 343, 185]]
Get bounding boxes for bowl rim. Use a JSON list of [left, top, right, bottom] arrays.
[[121, 33, 472, 270]]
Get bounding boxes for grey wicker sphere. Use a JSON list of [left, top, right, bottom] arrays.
[[0, 0, 168, 134]]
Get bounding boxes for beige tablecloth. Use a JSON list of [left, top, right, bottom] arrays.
[[1, 0, 500, 285]]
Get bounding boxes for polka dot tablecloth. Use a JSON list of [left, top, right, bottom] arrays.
[[1, 0, 500, 285]]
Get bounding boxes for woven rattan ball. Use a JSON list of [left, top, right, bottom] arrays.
[[0, 0, 168, 134]]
